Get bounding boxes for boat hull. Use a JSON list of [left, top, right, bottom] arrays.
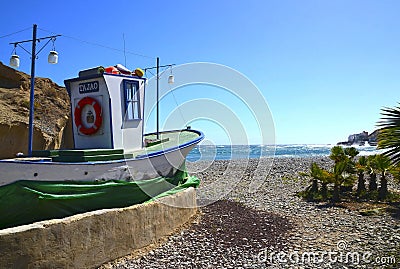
[[0, 130, 203, 186]]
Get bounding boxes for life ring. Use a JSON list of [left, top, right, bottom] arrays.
[[74, 96, 102, 135]]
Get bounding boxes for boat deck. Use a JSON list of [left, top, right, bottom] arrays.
[[132, 130, 200, 157], [27, 129, 201, 163]]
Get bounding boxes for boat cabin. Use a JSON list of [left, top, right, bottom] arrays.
[[64, 66, 146, 151]]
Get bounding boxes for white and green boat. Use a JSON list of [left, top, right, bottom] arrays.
[[0, 66, 204, 186]]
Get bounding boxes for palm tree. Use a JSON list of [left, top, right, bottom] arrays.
[[319, 169, 332, 200], [390, 163, 400, 184], [356, 156, 367, 196], [329, 146, 357, 201], [300, 162, 331, 201], [344, 147, 360, 161], [341, 147, 357, 192], [377, 103, 400, 165], [331, 158, 355, 202], [367, 155, 378, 192], [375, 154, 392, 200], [309, 162, 321, 194], [330, 146, 346, 163]]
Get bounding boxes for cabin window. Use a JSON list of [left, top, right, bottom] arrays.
[[123, 80, 140, 120]]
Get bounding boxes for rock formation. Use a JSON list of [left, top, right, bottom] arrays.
[[0, 61, 72, 158], [337, 130, 378, 146]]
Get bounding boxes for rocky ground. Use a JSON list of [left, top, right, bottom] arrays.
[[101, 157, 400, 269]]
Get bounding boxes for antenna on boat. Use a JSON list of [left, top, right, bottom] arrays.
[[156, 57, 160, 139], [123, 33, 127, 66]]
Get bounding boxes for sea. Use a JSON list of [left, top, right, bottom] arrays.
[[186, 144, 385, 162]]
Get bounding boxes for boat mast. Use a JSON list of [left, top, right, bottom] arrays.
[[144, 58, 175, 141], [156, 57, 160, 140]]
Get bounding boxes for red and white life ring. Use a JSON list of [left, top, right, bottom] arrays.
[[74, 96, 102, 135]]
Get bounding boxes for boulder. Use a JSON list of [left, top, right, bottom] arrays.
[[0, 62, 72, 158]]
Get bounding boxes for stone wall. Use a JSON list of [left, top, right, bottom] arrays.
[[0, 187, 197, 269]]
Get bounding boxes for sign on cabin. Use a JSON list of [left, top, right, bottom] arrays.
[[79, 81, 100, 94]]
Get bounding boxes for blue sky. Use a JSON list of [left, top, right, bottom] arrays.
[[1, 0, 399, 145]]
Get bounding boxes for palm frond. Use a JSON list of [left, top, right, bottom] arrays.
[[357, 156, 367, 166], [344, 147, 359, 159], [329, 146, 346, 163], [374, 154, 392, 175], [377, 103, 400, 165]]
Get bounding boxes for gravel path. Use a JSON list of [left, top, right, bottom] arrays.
[[101, 157, 400, 269]]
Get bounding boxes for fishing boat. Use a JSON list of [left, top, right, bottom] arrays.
[[0, 65, 204, 187]]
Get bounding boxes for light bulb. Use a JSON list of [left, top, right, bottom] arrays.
[[168, 75, 174, 84], [48, 51, 58, 64], [10, 54, 20, 68]]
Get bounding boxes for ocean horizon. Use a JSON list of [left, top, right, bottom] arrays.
[[186, 144, 385, 162]]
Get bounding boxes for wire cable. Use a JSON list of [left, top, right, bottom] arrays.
[[38, 27, 154, 59], [169, 86, 187, 127], [0, 27, 32, 39]]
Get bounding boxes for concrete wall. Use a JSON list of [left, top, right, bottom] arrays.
[[0, 187, 197, 269]]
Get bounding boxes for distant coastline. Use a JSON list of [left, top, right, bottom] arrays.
[[337, 130, 378, 146], [187, 144, 383, 161]]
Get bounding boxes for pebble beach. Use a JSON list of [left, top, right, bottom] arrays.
[[101, 157, 400, 269]]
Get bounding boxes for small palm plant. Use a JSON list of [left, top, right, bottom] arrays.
[[390, 163, 400, 184], [299, 163, 321, 200], [344, 147, 360, 161], [310, 162, 332, 200], [319, 169, 332, 200], [309, 162, 321, 193], [367, 155, 378, 192], [375, 154, 392, 200], [331, 158, 356, 202], [299, 162, 331, 201], [355, 156, 367, 196], [378, 103, 400, 165], [343, 147, 358, 192], [330, 146, 357, 197], [330, 146, 347, 163]]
